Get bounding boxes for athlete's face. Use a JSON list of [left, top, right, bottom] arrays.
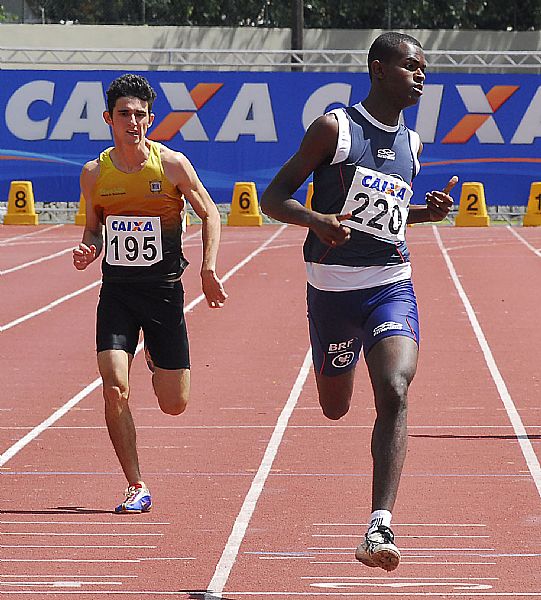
[[104, 96, 155, 145], [376, 42, 427, 109]]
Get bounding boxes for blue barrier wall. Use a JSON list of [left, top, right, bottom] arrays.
[[1, 70, 539, 206]]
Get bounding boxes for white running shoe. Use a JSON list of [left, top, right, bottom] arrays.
[[114, 483, 152, 514], [355, 525, 400, 571]]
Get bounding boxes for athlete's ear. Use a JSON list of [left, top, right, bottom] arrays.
[[371, 59, 385, 80], [148, 112, 155, 126], [103, 110, 113, 125]]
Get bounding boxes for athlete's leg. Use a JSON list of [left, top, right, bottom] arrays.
[[152, 367, 190, 415], [315, 368, 356, 420], [98, 349, 142, 486], [365, 335, 418, 512]]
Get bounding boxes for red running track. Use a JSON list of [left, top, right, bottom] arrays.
[[0, 222, 540, 599]]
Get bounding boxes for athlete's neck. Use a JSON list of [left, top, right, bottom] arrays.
[[361, 94, 401, 127], [110, 139, 151, 174]]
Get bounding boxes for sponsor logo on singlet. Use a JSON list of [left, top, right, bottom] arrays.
[[149, 180, 162, 193], [100, 187, 126, 197], [377, 148, 396, 160]]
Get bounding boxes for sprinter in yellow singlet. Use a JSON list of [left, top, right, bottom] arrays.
[[72, 74, 227, 513]]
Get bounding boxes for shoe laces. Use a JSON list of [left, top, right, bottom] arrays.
[[124, 484, 147, 501], [367, 525, 395, 544]]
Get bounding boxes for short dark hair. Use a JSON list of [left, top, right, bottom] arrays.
[[106, 73, 157, 114], [367, 32, 423, 79]]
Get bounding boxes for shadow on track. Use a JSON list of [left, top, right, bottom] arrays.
[[0, 506, 113, 514]]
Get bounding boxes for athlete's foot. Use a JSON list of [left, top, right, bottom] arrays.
[[114, 482, 152, 514], [355, 525, 400, 571]]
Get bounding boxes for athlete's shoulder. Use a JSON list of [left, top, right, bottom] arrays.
[[155, 142, 187, 166], [81, 157, 100, 182], [308, 112, 340, 135]]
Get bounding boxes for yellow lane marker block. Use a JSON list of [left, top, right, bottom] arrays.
[[227, 182, 262, 226], [3, 180, 39, 225], [455, 182, 490, 227], [523, 182, 541, 226], [75, 193, 86, 226]]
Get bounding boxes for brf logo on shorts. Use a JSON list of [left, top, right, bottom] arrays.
[[331, 351, 355, 368], [328, 338, 355, 353]]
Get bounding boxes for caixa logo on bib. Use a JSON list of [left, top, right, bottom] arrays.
[[331, 351, 355, 369], [111, 219, 155, 232]]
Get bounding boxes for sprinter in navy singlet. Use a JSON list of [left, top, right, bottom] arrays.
[[262, 32, 458, 572]]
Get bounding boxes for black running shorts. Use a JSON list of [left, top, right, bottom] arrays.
[[96, 280, 190, 370]]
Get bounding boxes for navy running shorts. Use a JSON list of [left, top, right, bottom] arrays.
[[307, 279, 419, 377], [96, 280, 190, 370]]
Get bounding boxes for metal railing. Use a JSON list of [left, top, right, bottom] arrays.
[[1, 47, 541, 71]]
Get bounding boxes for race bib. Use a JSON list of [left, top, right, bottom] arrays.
[[105, 216, 163, 266], [341, 166, 412, 242]]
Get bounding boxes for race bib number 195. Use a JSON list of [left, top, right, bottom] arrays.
[[105, 216, 163, 266], [341, 166, 412, 242]]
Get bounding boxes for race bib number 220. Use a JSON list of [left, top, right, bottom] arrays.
[[341, 166, 413, 242], [105, 216, 163, 266]]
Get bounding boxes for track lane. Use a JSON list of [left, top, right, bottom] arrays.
[[218, 225, 541, 598], [1, 224, 540, 598], [0, 225, 312, 596]]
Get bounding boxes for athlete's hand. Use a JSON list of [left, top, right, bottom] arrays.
[[310, 213, 352, 247], [73, 243, 97, 270], [425, 176, 458, 222], [201, 269, 228, 308]]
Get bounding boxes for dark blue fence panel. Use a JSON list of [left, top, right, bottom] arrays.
[[1, 70, 539, 206]]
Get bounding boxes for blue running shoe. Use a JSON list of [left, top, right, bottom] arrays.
[[115, 483, 152, 514]]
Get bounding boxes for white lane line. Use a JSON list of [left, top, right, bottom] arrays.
[[0, 225, 63, 246], [0, 280, 101, 333], [0, 379, 102, 467], [433, 226, 541, 498], [0, 247, 73, 275], [506, 225, 541, 257], [0, 225, 288, 468], [205, 348, 312, 600]]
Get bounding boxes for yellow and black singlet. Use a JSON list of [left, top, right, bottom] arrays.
[[91, 141, 188, 283]]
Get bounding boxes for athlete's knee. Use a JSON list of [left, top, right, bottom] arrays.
[[103, 383, 129, 412], [318, 388, 352, 420], [158, 391, 189, 416], [374, 373, 409, 416], [316, 371, 354, 420], [320, 399, 350, 420], [154, 386, 190, 417], [153, 370, 190, 415]]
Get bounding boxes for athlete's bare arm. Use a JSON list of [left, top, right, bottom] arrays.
[[73, 160, 104, 270], [261, 114, 351, 247], [162, 148, 227, 309]]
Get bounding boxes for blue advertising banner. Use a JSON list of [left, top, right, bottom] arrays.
[[1, 70, 540, 206]]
